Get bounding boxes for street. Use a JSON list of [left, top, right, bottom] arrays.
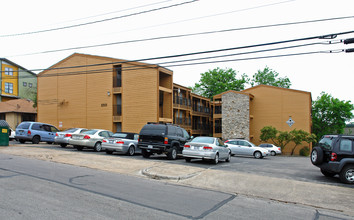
[[0, 152, 351, 220]]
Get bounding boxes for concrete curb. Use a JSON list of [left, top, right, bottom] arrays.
[[141, 166, 201, 180]]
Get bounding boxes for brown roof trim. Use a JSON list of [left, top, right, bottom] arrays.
[[213, 90, 254, 99], [243, 84, 311, 95]]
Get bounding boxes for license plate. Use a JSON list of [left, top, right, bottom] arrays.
[[190, 146, 194, 149], [109, 140, 114, 144], [60, 134, 64, 138], [148, 145, 153, 149]]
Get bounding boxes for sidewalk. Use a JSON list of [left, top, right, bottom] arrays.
[[1, 144, 353, 216]]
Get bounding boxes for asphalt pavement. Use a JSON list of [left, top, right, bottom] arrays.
[[1, 143, 353, 217]]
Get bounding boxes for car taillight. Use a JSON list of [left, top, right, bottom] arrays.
[[65, 134, 72, 138], [116, 141, 124, 144], [27, 130, 31, 135], [278, 147, 281, 151], [184, 145, 190, 148], [203, 146, 213, 150], [83, 135, 90, 139], [164, 137, 168, 144], [56, 133, 58, 136], [102, 139, 107, 143], [331, 153, 337, 161], [224, 140, 229, 143]]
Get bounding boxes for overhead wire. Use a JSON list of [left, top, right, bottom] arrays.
[[0, 0, 199, 38]]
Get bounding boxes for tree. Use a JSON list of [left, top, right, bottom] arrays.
[[191, 67, 248, 99], [312, 92, 354, 140], [289, 129, 317, 156], [260, 126, 292, 150], [250, 66, 291, 88]]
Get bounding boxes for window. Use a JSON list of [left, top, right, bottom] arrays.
[[29, 83, 32, 88], [5, 67, 13, 76], [5, 82, 13, 94], [176, 128, 183, 137], [339, 139, 352, 152], [23, 82, 27, 87], [31, 123, 43, 131]]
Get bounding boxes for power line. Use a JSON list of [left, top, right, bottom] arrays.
[[0, 0, 199, 38], [9, 15, 354, 57]]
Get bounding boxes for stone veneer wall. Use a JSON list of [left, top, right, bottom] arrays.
[[222, 92, 250, 140]]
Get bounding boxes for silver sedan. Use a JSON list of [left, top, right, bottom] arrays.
[[54, 128, 87, 148], [225, 139, 269, 159], [69, 129, 113, 152], [102, 132, 140, 156], [182, 137, 231, 164]]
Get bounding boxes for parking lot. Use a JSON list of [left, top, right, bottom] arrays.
[[7, 140, 353, 189]]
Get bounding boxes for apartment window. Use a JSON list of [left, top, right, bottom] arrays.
[[5, 67, 13, 76], [29, 83, 32, 88], [5, 82, 13, 94], [114, 65, 122, 87], [23, 82, 27, 87]]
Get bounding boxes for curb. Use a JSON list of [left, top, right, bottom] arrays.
[[141, 167, 200, 180]]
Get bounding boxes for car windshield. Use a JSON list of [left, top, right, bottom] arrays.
[[112, 133, 128, 138], [191, 137, 214, 144], [63, 128, 78, 133], [81, 130, 98, 135], [140, 124, 166, 135], [318, 136, 334, 150]]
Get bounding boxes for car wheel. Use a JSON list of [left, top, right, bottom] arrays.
[[60, 143, 67, 148], [94, 142, 102, 152], [185, 158, 191, 162], [339, 165, 354, 184], [225, 152, 231, 162], [106, 150, 113, 154], [126, 146, 135, 156], [142, 149, 151, 158], [32, 136, 40, 144], [320, 168, 336, 177], [167, 146, 177, 160], [310, 147, 324, 165], [254, 151, 262, 159], [19, 139, 26, 144], [271, 151, 276, 156], [76, 146, 83, 151], [213, 153, 219, 164]]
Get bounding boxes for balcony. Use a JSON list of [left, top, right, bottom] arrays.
[[113, 104, 122, 122], [191, 106, 211, 117], [173, 97, 191, 110]]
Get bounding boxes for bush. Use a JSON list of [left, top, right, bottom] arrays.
[[299, 146, 310, 156]]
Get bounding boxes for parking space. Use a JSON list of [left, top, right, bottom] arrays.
[[7, 140, 354, 188]]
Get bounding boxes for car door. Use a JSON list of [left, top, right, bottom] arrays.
[[32, 123, 49, 142], [48, 125, 59, 142], [217, 138, 228, 158], [228, 140, 240, 154], [237, 140, 253, 155]]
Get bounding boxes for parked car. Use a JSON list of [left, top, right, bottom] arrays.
[[224, 139, 269, 159], [9, 128, 15, 140], [15, 121, 59, 144], [54, 128, 87, 148], [182, 136, 231, 164], [102, 132, 140, 156], [311, 135, 354, 184], [69, 129, 113, 152], [259, 143, 282, 156], [138, 122, 191, 160]]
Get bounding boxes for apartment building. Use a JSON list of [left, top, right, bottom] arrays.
[[0, 58, 37, 102], [37, 53, 173, 132]]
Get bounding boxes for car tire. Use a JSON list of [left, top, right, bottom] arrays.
[[32, 136, 40, 144], [254, 151, 262, 159], [167, 146, 177, 160], [106, 150, 113, 155], [213, 153, 219, 164], [60, 144, 67, 148], [339, 165, 354, 184], [19, 139, 26, 144], [320, 168, 336, 177], [311, 147, 324, 165], [126, 146, 135, 156], [94, 142, 102, 152], [225, 152, 231, 162], [76, 146, 83, 151], [185, 158, 191, 162], [142, 149, 151, 158], [271, 151, 276, 156]]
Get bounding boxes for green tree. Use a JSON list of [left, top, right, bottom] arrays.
[[191, 67, 248, 99], [250, 66, 291, 88], [260, 126, 292, 150], [289, 129, 316, 156], [312, 92, 354, 140]]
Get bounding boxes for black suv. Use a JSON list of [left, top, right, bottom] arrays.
[[311, 135, 354, 184], [138, 123, 191, 160]]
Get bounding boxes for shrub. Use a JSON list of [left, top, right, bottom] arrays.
[[299, 146, 310, 156]]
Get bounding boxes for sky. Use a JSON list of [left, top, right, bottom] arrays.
[[1, 0, 354, 108]]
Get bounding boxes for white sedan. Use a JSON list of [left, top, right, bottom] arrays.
[[182, 137, 231, 164], [259, 143, 282, 156], [225, 139, 269, 159]]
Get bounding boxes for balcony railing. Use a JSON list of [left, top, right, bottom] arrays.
[[113, 104, 122, 116]]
